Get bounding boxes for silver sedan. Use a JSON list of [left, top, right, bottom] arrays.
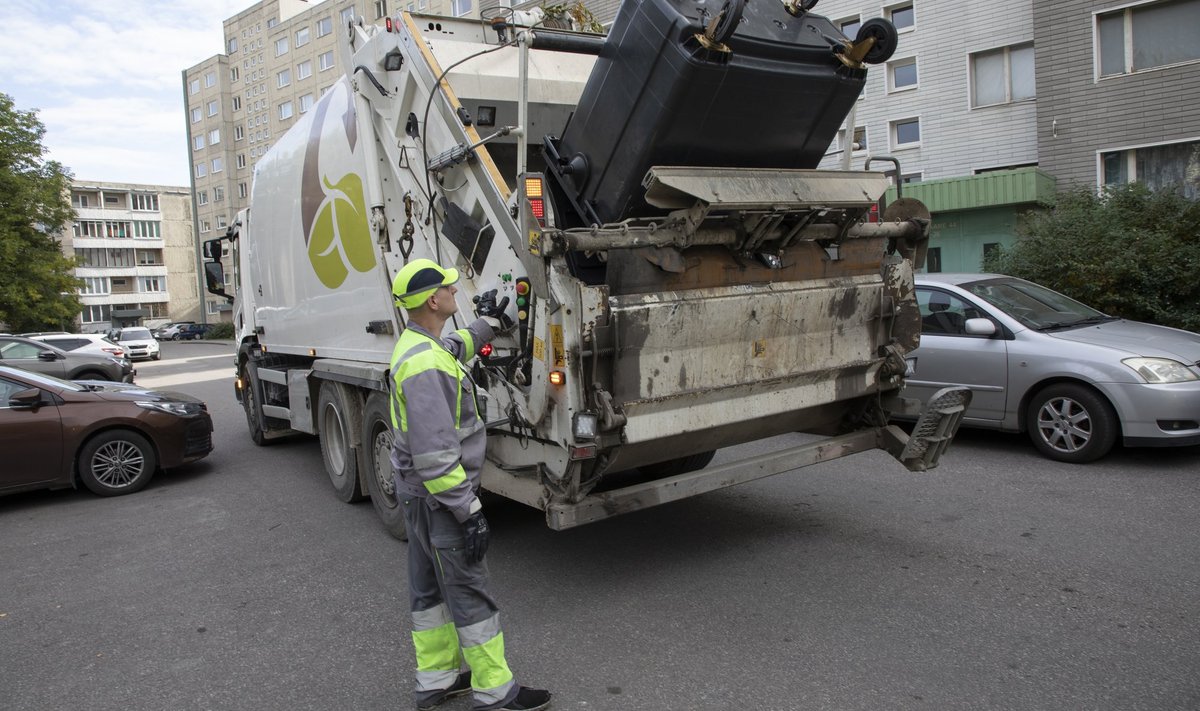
[[904, 274, 1200, 462]]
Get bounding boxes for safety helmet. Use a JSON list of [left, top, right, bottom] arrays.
[[392, 258, 459, 309]]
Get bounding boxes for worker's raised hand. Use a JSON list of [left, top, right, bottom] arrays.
[[474, 290, 515, 333], [462, 511, 491, 563]]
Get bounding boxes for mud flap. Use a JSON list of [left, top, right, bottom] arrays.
[[881, 386, 972, 472]]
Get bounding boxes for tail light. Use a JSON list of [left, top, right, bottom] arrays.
[[525, 176, 545, 226]]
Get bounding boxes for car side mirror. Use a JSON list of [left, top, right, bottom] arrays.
[[8, 387, 42, 410], [964, 318, 996, 336], [37, 351, 59, 362]]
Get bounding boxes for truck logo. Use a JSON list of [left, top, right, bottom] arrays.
[[300, 82, 377, 289]]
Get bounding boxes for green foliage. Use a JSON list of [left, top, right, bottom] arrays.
[[205, 322, 234, 339], [0, 93, 81, 332], [984, 183, 1200, 331]]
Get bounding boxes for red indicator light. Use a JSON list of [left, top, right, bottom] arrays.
[[529, 198, 544, 222], [385, 16, 393, 31], [515, 281, 529, 296], [480, 343, 493, 357]]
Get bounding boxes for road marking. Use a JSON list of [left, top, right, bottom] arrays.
[[137, 370, 236, 389]]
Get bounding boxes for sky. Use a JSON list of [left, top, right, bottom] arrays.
[[0, 0, 254, 187]]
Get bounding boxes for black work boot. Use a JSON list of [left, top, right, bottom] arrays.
[[494, 686, 551, 711], [417, 671, 472, 710]]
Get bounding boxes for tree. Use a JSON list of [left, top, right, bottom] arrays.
[[0, 92, 81, 333], [984, 183, 1200, 331]]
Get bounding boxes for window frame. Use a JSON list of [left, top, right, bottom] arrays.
[[1093, 0, 1200, 81], [890, 116, 922, 150], [885, 2, 915, 32], [1095, 134, 1200, 193], [887, 56, 918, 93], [969, 42, 1036, 108]]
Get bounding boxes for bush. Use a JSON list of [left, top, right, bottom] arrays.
[[984, 183, 1200, 331], [206, 322, 234, 339]]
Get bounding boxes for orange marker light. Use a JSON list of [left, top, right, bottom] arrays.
[[549, 371, 565, 386], [524, 177, 543, 198]]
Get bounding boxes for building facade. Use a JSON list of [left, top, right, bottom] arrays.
[[182, 0, 460, 322], [65, 181, 197, 333], [1033, 0, 1200, 198]]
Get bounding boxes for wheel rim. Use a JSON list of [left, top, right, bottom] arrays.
[[321, 402, 348, 475], [90, 441, 146, 488], [1036, 396, 1092, 454], [370, 425, 398, 506]]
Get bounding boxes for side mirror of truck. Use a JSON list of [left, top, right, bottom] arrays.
[[202, 238, 223, 261], [205, 261, 228, 300]]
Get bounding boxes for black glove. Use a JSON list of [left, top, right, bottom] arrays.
[[463, 511, 491, 563], [473, 290, 515, 332]]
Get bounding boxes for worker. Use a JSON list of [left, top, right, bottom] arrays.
[[388, 258, 552, 711]]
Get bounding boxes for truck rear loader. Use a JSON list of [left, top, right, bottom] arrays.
[[202, 0, 970, 539]]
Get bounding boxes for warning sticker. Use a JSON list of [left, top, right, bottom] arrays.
[[550, 325, 566, 367], [532, 336, 545, 362]]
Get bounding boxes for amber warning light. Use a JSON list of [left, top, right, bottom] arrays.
[[525, 177, 545, 225]]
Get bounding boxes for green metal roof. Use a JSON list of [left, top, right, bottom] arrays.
[[884, 167, 1056, 212]]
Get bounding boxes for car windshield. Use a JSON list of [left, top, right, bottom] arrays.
[[119, 328, 154, 341], [0, 366, 85, 392], [963, 278, 1114, 331]]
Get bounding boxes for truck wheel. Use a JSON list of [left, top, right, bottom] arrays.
[[1026, 383, 1118, 463], [241, 362, 269, 447], [319, 381, 366, 503], [639, 450, 717, 477], [361, 392, 408, 541], [78, 429, 157, 496]]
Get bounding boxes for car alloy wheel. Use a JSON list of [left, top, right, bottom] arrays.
[[1027, 383, 1118, 463], [78, 430, 157, 496]]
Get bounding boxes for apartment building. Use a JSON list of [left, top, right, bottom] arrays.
[[65, 182, 197, 333], [182, 0, 462, 322], [1033, 0, 1200, 198]]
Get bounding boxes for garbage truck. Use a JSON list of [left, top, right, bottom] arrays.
[[202, 0, 970, 539]]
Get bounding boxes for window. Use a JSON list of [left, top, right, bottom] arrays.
[[105, 221, 129, 238], [342, 6, 356, 23], [888, 57, 918, 91], [917, 289, 985, 335], [131, 194, 159, 211], [452, 0, 471, 17], [892, 118, 920, 147], [316, 16, 333, 37], [838, 16, 861, 39], [279, 101, 294, 120], [318, 51, 335, 71], [204, 71, 216, 88], [296, 26, 310, 47], [198, 190, 209, 205], [193, 134, 205, 150], [189, 78, 200, 95], [1101, 138, 1200, 199], [212, 157, 224, 173], [214, 186, 225, 202], [299, 93, 314, 113], [82, 277, 110, 295], [1098, 0, 1200, 77], [140, 277, 164, 293], [375, 0, 388, 18], [971, 43, 1035, 107], [925, 247, 942, 274], [217, 215, 228, 229], [239, 182, 248, 198], [275, 37, 289, 56], [73, 194, 90, 208], [196, 163, 207, 178], [419, 0, 427, 9], [207, 100, 219, 116], [297, 60, 312, 80], [74, 221, 102, 238], [839, 125, 867, 153], [267, 17, 278, 28], [228, 36, 239, 53], [80, 304, 112, 323], [201, 220, 211, 233], [190, 107, 201, 123], [209, 128, 220, 144], [232, 96, 242, 111], [230, 67, 239, 83], [887, 3, 914, 30], [237, 154, 247, 169], [235, 125, 245, 140], [132, 221, 160, 238], [277, 67, 291, 88]]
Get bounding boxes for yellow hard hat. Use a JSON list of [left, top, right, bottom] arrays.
[[392, 258, 459, 309]]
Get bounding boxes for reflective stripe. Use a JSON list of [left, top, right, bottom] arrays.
[[412, 603, 452, 631], [457, 613, 501, 648], [413, 621, 461, 673], [462, 632, 514, 698], [413, 447, 461, 471], [416, 669, 460, 693], [424, 464, 467, 495], [456, 417, 486, 441], [455, 328, 475, 358], [395, 349, 462, 431]]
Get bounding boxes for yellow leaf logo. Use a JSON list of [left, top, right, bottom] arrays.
[[307, 173, 376, 289]]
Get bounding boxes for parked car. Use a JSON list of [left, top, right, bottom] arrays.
[[903, 274, 1200, 462], [155, 321, 196, 340], [0, 335, 134, 382], [0, 365, 213, 497], [28, 333, 127, 360], [178, 324, 211, 341], [112, 327, 161, 360]]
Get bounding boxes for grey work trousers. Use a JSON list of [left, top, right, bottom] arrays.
[[402, 495, 518, 710]]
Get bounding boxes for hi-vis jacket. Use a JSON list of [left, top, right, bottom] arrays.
[[389, 319, 495, 522]]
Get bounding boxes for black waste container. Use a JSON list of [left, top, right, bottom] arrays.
[[547, 0, 867, 225]]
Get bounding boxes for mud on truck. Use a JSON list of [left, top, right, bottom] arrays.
[[202, 0, 970, 539]]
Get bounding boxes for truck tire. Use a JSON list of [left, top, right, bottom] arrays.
[[240, 353, 292, 447], [361, 391, 408, 541], [319, 381, 366, 503], [1026, 383, 1118, 463], [639, 450, 717, 478], [78, 429, 157, 496]]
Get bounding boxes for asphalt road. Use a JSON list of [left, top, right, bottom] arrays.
[[2, 341, 1199, 711]]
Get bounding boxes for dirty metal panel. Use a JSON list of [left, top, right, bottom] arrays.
[[643, 167, 891, 210]]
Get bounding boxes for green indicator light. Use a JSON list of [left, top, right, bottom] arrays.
[[516, 297, 526, 307]]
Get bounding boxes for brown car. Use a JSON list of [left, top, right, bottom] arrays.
[[0, 366, 214, 497]]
